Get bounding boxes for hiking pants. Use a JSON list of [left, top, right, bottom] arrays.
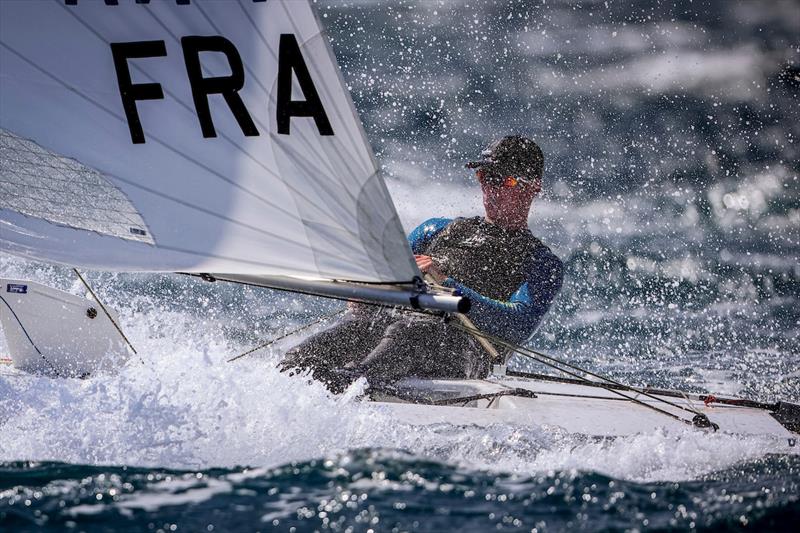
[[280, 308, 489, 391]]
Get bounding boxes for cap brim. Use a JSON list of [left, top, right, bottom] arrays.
[[465, 160, 498, 170]]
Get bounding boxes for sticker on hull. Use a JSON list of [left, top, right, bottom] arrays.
[[6, 284, 28, 294]]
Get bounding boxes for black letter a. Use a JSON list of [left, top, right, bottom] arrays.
[[276, 34, 334, 136], [181, 36, 259, 138]]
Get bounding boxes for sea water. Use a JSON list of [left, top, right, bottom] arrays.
[[1, 0, 798, 531]]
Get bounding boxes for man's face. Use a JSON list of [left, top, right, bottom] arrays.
[[477, 169, 541, 223]]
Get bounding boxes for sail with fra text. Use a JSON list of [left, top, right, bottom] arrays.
[[0, 0, 418, 286]]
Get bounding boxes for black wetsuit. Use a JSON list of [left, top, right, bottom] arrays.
[[281, 216, 563, 391]]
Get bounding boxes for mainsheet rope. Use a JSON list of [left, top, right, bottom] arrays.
[[446, 320, 718, 430]]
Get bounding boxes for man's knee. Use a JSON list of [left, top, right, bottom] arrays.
[[280, 316, 385, 370]]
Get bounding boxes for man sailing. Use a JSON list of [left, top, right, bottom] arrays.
[[281, 136, 564, 391]]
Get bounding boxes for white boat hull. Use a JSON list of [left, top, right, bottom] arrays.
[[0, 279, 130, 377], [372, 375, 799, 451]]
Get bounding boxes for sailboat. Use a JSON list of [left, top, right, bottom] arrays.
[[0, 0, 797, 448]]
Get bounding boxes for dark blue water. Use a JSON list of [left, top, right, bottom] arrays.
[[2, 452, 799, 532], [1, 0, 799, 531]]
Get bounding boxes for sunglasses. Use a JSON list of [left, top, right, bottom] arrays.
[[476, 169, 522, 188]]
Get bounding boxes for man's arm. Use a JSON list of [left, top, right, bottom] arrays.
[[440, 248, 564, 345], [407, 217, 452, 254]]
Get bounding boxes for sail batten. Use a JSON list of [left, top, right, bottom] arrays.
[[0, 0, 420, 286]]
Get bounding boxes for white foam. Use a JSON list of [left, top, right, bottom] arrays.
[[0, 331, 784, 483]]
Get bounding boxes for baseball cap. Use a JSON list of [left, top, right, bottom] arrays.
[[465, 135, 544, 182]]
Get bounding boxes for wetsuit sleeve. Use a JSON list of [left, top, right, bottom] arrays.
[[441, 248, 564, 345], [407, 218, 452, 254]]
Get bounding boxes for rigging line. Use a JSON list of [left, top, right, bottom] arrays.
[[449, 322, 712, 426], [515, 341, 704, 418], [0, 293, 61, 377], [422, 274, 501, 364], [524, 390, 651, 402], [456, 327, 708, 429], [3, 34, 304, 230], [494, 371, 728, 405], [144, 4, 354, 227], [227, 308, 345, 362], [446, 316, 705, 417], [455, 321, 697, 415], [72, 269, 140, 361], [505, 370, 702, 402], [374, 389, 539, 407], [240, 0, 374, 183]]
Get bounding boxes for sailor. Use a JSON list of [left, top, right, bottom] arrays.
[[281, 135, 564, 392]]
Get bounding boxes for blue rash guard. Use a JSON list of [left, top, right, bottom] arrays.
[[407, 217, 564, 345]]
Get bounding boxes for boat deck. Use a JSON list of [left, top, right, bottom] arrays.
[[371, 373, 799, 450]]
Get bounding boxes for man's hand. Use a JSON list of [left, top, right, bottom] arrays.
[[415, 255, 446, 283]]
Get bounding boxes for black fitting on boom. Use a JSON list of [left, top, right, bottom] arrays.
[[692, 414, 719, 431]]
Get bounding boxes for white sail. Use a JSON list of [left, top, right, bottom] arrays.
[[0, 0, 418, 285]]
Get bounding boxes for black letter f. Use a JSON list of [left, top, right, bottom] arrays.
[[111, 41, 167, 144]]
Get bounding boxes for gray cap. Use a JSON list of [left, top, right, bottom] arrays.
[[465, 135, 544, 181]]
